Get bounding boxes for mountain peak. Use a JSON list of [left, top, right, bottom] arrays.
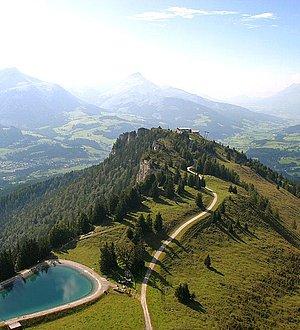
[[0, 67, 41, 90], [127, 72, 145, 80], [0, 67, 21, 75]]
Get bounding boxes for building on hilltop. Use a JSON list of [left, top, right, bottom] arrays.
[[176, 127, 192, 134]]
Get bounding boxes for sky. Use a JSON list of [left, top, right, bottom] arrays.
[[0, 0, 299, 99]]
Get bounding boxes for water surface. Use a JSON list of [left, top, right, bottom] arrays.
[[0, 264, 95, 321]]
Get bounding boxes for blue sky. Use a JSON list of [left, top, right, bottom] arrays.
[[0, 0, 299, 98]]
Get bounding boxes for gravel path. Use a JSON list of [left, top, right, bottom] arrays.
[[140, 167, 218, 330]]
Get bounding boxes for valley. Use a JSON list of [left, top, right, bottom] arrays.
[[225, 123, 300, 181], [1, 68, 298, 192]]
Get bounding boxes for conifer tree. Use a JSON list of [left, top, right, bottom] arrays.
[[175, 283, 195, 303], [126, 227, 134, 240], [137, 214, 147, 234], [220, 202, 226, 214], [149, 181, 159, 199], [176, 179, 185, 195], [78, 212, 93, 234], [204, 254, 211, 268], [0, 250, 15, 281], [195, 192, 204, 209], [174, 168, 181, 184], [99, 242, 118, 275], [154, 212, 164, 234], [146, 214, 153, 232], [165, 177, 175, 198]]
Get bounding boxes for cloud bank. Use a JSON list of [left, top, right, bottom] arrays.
[[132, 7, 277, 28], [132, 7, 238, 21]]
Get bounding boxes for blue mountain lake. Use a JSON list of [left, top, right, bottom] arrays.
[[0, 264, 95, 321]]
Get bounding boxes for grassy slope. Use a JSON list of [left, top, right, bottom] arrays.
[[225, 161, 300, 232], [147, 188, 300, 330], [29, 181, 213, 330], [29, 294, 144, 330]]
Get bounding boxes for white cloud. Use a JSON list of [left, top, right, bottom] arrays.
[[131, 6, 238, 21], [242, 12, 276, 21]]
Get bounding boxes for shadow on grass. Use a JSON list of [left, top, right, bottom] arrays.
[[208, 266, 224, 276], [216, 223, 242, 243], [186, 299, 207, 313], [182, 189, 194, 199], [172, 238, 189, 252], [154, 196, 173, 206], [147, 268, 171, 292], [144, 251, 172, 275]]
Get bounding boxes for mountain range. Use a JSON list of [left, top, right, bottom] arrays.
[[0, 67, 298, 187], [72, 72, 282, 139], [0, 68, 285, 139], [227, 83, 300, 120], [0, 68, 101, 128]]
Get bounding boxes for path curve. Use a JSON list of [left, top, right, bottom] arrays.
[[140, 167, 218, 330]]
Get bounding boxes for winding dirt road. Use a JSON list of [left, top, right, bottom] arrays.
[[140, 167, 218, 330]]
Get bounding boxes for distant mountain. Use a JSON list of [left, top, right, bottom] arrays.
[[0, 68, 101, 128], [0, 124, 24, 147], [280, 124, 300, 134], [227, 84, 300, 120], [79, 72, 283, 139]]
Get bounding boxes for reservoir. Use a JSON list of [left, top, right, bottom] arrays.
[[0, 263, 95, 321]]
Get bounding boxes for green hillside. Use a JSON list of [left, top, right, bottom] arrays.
[[0, 128, 299, 329], [147, 190, 300, 329]]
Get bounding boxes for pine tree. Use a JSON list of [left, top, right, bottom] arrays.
[[146, 214, 153, 232], [175, 283, 195, 303], [99, 243, 118, 275], [187, 174, 195, 187], [154, 212, 164, 234], [126, 227, 134, 240], [165, 177, 175, 198], [204, 254, 211, 268], [176, 179, 185, 195], [91, 201, 108, 225], [149, 181, 159, 199], [220, 202, 225, 214], [212, 211, 221, 223], [137, 214, 147, 234], [174, 168, 181, 184], [195, 192, 204, 209], [0, 250, 15, 281], [182, 172, 188, 185], [78, 212, 93, 234]]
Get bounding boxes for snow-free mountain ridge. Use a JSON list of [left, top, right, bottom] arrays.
[[0, 68, 101, 128], [227, 83, 300, 120], [77, 72, 282, 139]]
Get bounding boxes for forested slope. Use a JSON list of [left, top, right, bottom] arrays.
[[0, 127, 298, 282]]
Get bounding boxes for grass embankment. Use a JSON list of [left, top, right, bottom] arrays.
[[28, 294, 144, 330], [29, 180, 211, 329], [147, 186, 300, 330]]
